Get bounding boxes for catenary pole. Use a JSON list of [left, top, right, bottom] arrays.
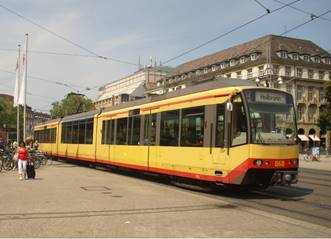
[[16, 44, 21, 142], [23, 33, 28, 141]]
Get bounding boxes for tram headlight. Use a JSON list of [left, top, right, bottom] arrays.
[[254, 159, 263, 167]]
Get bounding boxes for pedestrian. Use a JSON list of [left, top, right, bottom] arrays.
[[33, 140, 39, 151], [16, 141, 28, 180]]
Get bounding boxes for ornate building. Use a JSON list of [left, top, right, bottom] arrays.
[[148, 35, 331, 150], [94, 65, 173, 109]]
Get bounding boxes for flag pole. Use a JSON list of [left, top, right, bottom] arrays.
[[23, 33, 28, 141], [16, 44, 21, 143]]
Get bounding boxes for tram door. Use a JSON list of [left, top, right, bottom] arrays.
[[225, 95, 249, 184], [142, 113, 157, 168]]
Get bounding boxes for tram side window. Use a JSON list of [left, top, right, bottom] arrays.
[[216, 104, 225, 147], [79, 120, 86, 144], [67, 123, 73, 144], [116, 118, 128, 145], [160, 110, 179, 146], [231, 95, 247, 146], [143, 114, 157, 145], [51, 128, 56, 143], [72, 122, 79, 144], [128, 116, 141, 145], [102, 120, 115, 144], [180, 107, 204, 147], [85, 119, 94, 144]]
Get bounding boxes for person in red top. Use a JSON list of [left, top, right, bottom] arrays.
[[17, 141, 28, 180]]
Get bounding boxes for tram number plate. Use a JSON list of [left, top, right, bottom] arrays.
[[275, 160, 285, 167]]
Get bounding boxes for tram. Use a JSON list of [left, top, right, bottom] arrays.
[[34, 79, 299, 187]]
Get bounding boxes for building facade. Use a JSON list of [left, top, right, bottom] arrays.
[[0, 93, 51, 141], [148, 35, 331, 150], [94, 66, 172, 109]]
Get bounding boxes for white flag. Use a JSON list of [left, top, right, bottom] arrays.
[[18, 53, 26, 106], [13, 51, 21, 107]]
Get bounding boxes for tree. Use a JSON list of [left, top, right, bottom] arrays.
[[50, 92, 95, 118], [319, 81, 331, 132], [0, 97, 17, 129]]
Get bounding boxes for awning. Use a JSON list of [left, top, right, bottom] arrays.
[[298, 134, 309, 141], [309, 135, 320, 141]]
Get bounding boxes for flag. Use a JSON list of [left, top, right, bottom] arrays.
[[18, 53, 26, 106], [13, 50, 21, 107]]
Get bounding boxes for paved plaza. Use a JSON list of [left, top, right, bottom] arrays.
[[0, 160, 330, 237]]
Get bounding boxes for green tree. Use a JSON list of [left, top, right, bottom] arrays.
[[0, 97, 17, 129], [50, 92, 95, 118], [319, 81, 331, 132]]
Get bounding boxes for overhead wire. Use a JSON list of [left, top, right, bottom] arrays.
[[0, 3, 138, 66], [161, 0, 301, 64], [272, 0, 331, 22], [280, 9, 331, 35]]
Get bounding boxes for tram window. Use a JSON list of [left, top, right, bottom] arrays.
[[40, 130, 44, 143], [116, 118, 128, 145], [144, 114, 157, 145], [85, 119, 94, 144], [72, 123, 79, 144], [216, 104, 225, 147], [79, 120, 86, 144], [102, 120, 107, 144], [128, 116, 141, 145], [160, 110, 179, 146], [231, 95, 247, 146], [67, 123, 73, 144], [52, 128, 57, 143], [180, 107, 204, 147], [108, 120, 115, 144]]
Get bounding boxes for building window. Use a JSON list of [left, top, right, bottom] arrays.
[[285, 66, 291, 76], [204, 68, 209, 74], [314, 56, 321, 63], [180, 107, 204, 147], [236, 71, 242, 79], [308, 106, 317, 122], [308, 69, 314, 79], [240, 57, 246, 64], [160, 110, 179, 146], [247, 68, 253, 78], [303, 54, 310, 62], [220, 62, 225, 69], [297, 85, 303, 100], [286, 84, 292, 94], [279, 51, 287, 59], [308, 87, 314, 102], [226, 74, 231, 78], [297, 105, 304, 121], [273, 65, 279, 75], [296, 68, 303, 78], [324, 58, 331, 64], [216, 104, 225, 147], [230, 59, 237, 66], [292, 53, 299, 60], [250, 53, 257, 61], [319, 88, 324, 102], [212, 65, 217, 71], [319, 71, 325, 80], [258, 66, 264, 76]]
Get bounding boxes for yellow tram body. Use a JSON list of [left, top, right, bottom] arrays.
[[34, 80, 299, 186]]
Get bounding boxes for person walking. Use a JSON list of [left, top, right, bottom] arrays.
[[17, 141, 28, 180]]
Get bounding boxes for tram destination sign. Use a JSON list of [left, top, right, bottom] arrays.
[[255, 91, 286, 104]]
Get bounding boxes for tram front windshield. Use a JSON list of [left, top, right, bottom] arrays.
[[244, 90, 297, 145]]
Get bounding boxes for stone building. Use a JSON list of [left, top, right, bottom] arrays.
[[149, 35, 331, 150], [94, 66, 173, 109]]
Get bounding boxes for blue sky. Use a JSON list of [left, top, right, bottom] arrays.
[[0, 0, 330, 112]]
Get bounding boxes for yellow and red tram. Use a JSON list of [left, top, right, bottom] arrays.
[[34, 79, 299, 187]]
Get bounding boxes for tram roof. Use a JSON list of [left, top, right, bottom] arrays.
[[36, 78, 257, 127]]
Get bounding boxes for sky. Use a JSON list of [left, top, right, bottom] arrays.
[[0, 0, 330, 113]]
